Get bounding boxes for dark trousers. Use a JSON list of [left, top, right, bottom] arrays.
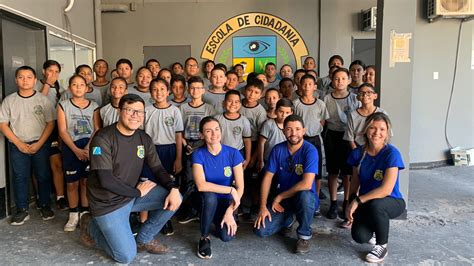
[[351, 197, 406, 245], [200, 192, 235, 242]]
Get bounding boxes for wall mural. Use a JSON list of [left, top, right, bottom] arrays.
[[201, 12, 309, 76]]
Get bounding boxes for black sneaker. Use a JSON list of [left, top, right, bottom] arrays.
[[313, 207, 322, 217], [337, 183, 344, 194], [11, 209, 30, 226], [40, 206, 55, 221], [178, 211, 199, 224], [56, 197, 68, 211], [295, 238, 310, 254], [326, 203, 338, 219], [161, 220, 174, 236], [197, 237, 212, 259], [318, 191, 327, 200], [366, 244, 388, 263]]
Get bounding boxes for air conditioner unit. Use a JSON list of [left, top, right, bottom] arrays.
[[361, 7, 377, 31], [427, 0, 474, 19]]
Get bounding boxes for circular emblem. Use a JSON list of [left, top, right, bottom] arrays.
[[224, 166, 232, 177], [34, 105, 43, 115], [232, 126, 242, 136], [373, 170, 384, 181], [164, 117, 175, 127]]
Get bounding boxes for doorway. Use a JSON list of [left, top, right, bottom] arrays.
[[0, 10, 47, 218]]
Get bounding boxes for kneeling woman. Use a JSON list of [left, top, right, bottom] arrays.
[[346, 112, 405, 263], [192, 116, 244, 259]]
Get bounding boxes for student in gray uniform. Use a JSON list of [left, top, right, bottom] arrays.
[[344, 83, 386, 149], [264, 88, 280, 119], [239, 79, 267, 220], [158, 68, 173, 87], [214, 90, 252, 169], [225, 70, 239, 91], [172, 62, 184, 76], [323, 68, 359, 221], [35, 60, 67, 211], [61, 65, 103, 107], [293, 74, 330, 208], [203, 67, 227, 114], [0, 66, 56, 225], [58, 74, 101, 232], [169, 74, 190, 108], [318, 55, 344, 98], [92, 59, 110, 105], [184, 57, 200, 81], [348, 60, 366, 94], [303, 56, 317, 72], [265, 62, 280, 89], [116, 58, 136, 90], [146, 58, 161, 79], [142, 78, 184, 236], [100, 77, 128, 127], [178, 76, 216, 224], [279, 64, 293, 79], [233, 64, 247, 92], [202, 60, 215, 89], [291, 69, 306, 100], [279, 78, 295, 100], [127, 66, 155, 106], [257, 98, 293, 173]]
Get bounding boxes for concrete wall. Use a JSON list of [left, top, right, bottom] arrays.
[[319, 0, 377, 76], [0, 0, 96, 44], [101, 0, 319, 72], [410, 0, 474, 164]]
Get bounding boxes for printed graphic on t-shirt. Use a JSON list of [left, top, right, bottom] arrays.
[[187, 115, 201, 140], [295, 164, 303, 175], [232, 126, 242, 136], [373, 169, 383, 181], [224, 166, 232, 177], [33, 105, 44, 116], [165, 117, 175, 127], [72, 114, 92, 136], [137, 145, 145, 159]]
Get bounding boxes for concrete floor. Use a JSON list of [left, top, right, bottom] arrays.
[[0, 165, 473, 265]]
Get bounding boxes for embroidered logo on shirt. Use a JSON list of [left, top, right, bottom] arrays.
[[295, 164, 304, 175], [92, 146, 102, 155], [137, 145, 145, 159], [232, 126, 242, 135], [224, 166, 232, 177], [374, 170, 384, 181], [165, 117, 175, 127], [33, 105, 43, 115]]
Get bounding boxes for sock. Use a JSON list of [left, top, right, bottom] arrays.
[[57, 195, 65, 200], [69, 207, 79, 212]]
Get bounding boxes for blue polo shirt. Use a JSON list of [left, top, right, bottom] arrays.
[[347, 144, 404, 199], [266, 140, 318, 194], [192, 144, 244, 198]]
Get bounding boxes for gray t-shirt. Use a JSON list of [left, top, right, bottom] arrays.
[[317, 76, 331, 99], [343, 107, 387, 145], [169, 97, 190, 109], [34, 80, 65, 108], [144, 104, 184, 145], [0, 91, 55, 142], [60, 87, 103, 107], [239, 102, 267, 141], [100, 103, 120, 127], [293, 97, 330, 137], [203, 90, 226, 114], [58, 99, 99, 141], [259, 118, 286, 160], [92, 81, 110, 107], [127, 82, 136, 91], [180, 102, 216, 141], [324, 92, 359, 132], [214, 114, 251, 150], [128, 86, 155, 107], [267, 78, 280, 89]]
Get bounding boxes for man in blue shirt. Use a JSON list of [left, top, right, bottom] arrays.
[[254, 114, 318, 254]]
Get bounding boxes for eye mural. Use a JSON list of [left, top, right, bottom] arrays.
[[201, 12, 309, 75], [233, 36, 277, 74]]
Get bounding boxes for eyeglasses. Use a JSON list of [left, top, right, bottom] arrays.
[[122, 107, 145, 117], [357, 91, 375, 97], [189, 86, 204, 90]]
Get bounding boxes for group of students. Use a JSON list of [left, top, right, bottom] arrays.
[[0, 55, 405, 264]]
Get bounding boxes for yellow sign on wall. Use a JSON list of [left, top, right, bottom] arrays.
[[201, 12, 309, 69]]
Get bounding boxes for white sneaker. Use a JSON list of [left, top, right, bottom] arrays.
[[368, 233, 376, 245], [64, 212, 79, 232], [366, 244, 388, 263]]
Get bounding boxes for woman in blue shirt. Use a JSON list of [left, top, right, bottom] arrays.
[[192, 116, 244, 259], [346, 112, 406, 263]]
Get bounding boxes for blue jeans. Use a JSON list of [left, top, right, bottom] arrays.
[[88, 185, 180, 264], [9, 141, 51, 209], [200, 192, 235, 242], [254, 190, 315, 240]]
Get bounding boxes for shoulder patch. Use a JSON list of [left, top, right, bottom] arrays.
[[92, 146, 102, 155]]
